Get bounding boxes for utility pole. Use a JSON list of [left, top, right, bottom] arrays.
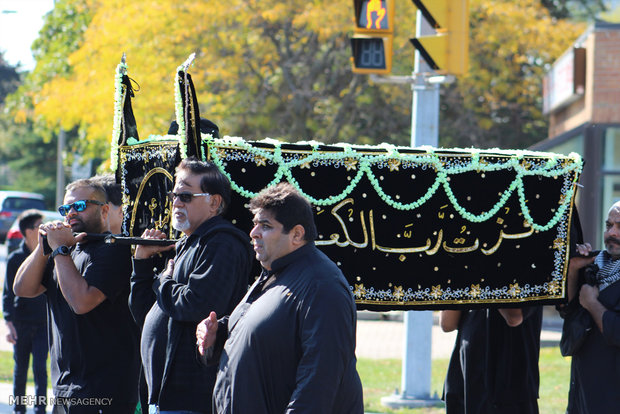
[[349, 0, 468, 408], [380, 11, 441, 409]]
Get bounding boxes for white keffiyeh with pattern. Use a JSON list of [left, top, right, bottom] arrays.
[[594, 250, 620, 291]]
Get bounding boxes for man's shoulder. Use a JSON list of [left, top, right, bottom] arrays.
[[7, 246, 28, 264], [293, 246, 349, 288], [79, 239, 131, 253], [75, 240, 132, 264], [196, 218, 250, 246]]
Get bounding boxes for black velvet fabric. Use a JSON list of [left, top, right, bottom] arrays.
[[176, 70, 202, 159], [119, 139, 581, 310]]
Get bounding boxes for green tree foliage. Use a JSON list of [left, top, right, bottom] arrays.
[[540, 0, 607, 19], [0, 55, 20, 101], [440, 0, 585, 149], [0, 53, 57, 205], [600, 2, 620, 21], [8, 0, 589, 163]]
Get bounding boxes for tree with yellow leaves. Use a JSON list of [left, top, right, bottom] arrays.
[[10, 0, 588, 164]]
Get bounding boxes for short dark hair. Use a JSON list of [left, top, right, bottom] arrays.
[[90, 174, 122, 206], [249, 183, 317, 242], [65, 178, 108, 203], [18, 209, 43, 236], [176, 156, 231, 214]]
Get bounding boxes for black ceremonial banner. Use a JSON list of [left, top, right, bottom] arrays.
[[207, 139, 582, 310], [119, 140, 181, 240], [118, 137, 582, 310]]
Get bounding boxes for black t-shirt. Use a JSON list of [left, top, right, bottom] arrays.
[[42, 239, 140, 410]]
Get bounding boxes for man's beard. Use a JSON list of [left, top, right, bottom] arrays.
[[172, 207, 190, 232], [70, 216, 101, 234], [605, 236, 620, 258]]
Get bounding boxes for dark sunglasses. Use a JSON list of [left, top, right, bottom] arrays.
[[58, 199, 105, 216], [166, 191, 210, 203]]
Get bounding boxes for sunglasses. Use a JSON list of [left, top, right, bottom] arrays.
[[166, 191, 210, 203], [58, 199, 105, 216]]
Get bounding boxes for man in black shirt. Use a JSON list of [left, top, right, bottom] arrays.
[[13, 179, 140, 414], [440, 306, 542, 414], [131, 157, 252, 414], [3, 209, 47, 414], [197, 182, 363, 413]]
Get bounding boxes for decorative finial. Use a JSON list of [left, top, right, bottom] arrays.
[[182, 52, 196, 72]]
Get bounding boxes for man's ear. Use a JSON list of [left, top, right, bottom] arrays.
[[291, 224, 306, 245], [100, 203, 109, 220], [209, 194, 223, 213]]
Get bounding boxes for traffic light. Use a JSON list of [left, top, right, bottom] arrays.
[[410, 0, 469, 76], [350, 0, 395, 75]]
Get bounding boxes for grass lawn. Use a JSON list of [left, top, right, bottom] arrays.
[[358, 347, 572, 414], [0, 348, 571, 413]]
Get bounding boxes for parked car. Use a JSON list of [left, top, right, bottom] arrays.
[[5, 210, 64, 254], [0, 191, 47, 243]]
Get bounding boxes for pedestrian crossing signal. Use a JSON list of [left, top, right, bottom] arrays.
[[350, 0, 394, 75]]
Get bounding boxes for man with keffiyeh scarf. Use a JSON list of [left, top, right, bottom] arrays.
[[564, 201, 620, 413]]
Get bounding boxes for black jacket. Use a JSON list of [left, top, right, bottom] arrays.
[[130, 215, 252, 412]]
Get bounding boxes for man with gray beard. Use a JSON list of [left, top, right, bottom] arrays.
[[129, 157, 253, 414]]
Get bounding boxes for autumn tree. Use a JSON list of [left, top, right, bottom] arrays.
[[0, 53, 57, 202], [440, 0, 585, 149], [10, 0, 589, 162], [24, 0, 415, 162], [540, 0, 607, 19]]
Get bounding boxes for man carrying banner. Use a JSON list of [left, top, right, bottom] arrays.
[[563, 201, 620, 413], [13, 179, 140, 413], [130, 156, 252, 414], [439, 305, 542, 413]]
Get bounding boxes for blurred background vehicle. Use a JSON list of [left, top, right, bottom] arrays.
[[5, 210, 63, 255], [0, 191, 47, 244]]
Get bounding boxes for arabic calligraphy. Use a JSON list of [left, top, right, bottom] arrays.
[[315, 198, 535, 255]]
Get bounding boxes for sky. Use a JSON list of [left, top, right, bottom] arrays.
[[0, 0, 55, 71]]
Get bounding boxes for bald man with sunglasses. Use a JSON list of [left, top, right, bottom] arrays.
[[130, 157, 253, 414], [14, 178, 140, 413]]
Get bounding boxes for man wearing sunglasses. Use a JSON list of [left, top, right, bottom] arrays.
[[130, 157, 253, 414], [13, 178, 140, 413]]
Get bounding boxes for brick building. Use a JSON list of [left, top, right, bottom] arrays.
[[532, 20, 620, 245]]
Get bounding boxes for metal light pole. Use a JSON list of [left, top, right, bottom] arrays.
[[381, 10, 442, 409]]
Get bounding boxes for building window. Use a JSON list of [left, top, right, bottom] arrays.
[[544, 134, 584, 157], [604, 127, 620, 170]]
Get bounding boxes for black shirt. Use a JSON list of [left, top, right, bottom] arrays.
[[42, 238, 140, 410], [443, 306, 542, 414], [211, 243, 364, 414], [3, 241, 46, 324]]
